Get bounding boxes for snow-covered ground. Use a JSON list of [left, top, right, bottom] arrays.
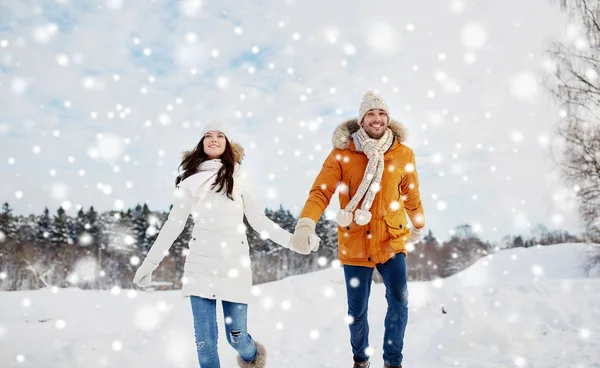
[[1, 243, 599, 368]]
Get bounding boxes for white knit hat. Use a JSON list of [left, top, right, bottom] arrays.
[[201, 122, 231, 140], [358, 90, 390, 124]]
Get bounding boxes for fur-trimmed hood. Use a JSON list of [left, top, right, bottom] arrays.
[[182, 141, 245, 164], [332, 119, 408, 150]]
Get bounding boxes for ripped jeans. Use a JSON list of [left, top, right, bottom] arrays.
[[190, 296, 257, 368]]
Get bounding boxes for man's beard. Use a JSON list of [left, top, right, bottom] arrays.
[[365, 129, 386, 139]]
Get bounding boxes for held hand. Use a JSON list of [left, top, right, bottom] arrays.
[[408, 227, 424, 244], [289, 218, 316, 255], [309, 233, 321, 252], [133, 259, 158, 288]]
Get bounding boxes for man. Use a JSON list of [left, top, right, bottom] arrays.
[[290, 91, 425, 368]]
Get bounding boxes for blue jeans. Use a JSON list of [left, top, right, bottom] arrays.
[[190, 296, 257, 368], [344, 254, 409, 367]]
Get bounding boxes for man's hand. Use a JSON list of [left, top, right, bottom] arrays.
[[289, 218, 316, 255], [408, 227, 424, 244]]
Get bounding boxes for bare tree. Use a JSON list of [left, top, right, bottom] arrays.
[[546, 0, 600, 242]]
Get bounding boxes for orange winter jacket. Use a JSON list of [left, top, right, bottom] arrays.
[[300, 119, 425, 267]]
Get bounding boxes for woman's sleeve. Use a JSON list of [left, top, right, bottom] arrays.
[[144, 187, 193, 264], [241, 169, 292, 248]]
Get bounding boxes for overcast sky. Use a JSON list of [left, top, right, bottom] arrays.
[[1, 0, 584, 242]]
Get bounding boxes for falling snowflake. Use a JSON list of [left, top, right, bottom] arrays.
[[513, 356, 527, 367], [366, 21, 398, 53], [461, 22, 487, 49], [510, 71, 538, 101], [180, 0, 202, 17], [450, 0, 465, 13], [324, 27, 340, 43], [32, 23, 58, 44], [55, 319, 66, 329], [112, 340, 123, 351], [261, 296, 274, 310], [531, 264, 544, 277], [134, 306, 160, 331], [579, 328, 591, 340], [349, 277, 360, 288], [281, 300, 292, 310], [124, 235, 135, 246], [111, 286, 122, 296]]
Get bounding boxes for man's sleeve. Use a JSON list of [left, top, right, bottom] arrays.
[[400, 150, 425, 228], [299, 149, 343, 223]]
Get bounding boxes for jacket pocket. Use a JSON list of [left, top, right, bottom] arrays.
[[184, 252, 212, 274], [384, 210, 409, 240], [338, 223, 367, 259]]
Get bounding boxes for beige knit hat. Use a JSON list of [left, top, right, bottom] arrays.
[[201, 122, 231, 140], [358, 90, 390, 124]]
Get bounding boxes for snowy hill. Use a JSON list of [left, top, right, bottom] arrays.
[[1, 243, 599, 368]]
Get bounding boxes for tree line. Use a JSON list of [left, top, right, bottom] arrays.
[[0, 202, 584, 291]]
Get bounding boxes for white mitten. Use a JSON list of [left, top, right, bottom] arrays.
[[408, 227, 424, 244], [289, 218, 316, 255], [133, 259, 159, 288], [309, 232, 321, 252]]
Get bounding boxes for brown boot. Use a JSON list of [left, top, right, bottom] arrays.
[[353, 361, 370, 368], [237, 341, 266, 368], [383, 363, 402, 368]]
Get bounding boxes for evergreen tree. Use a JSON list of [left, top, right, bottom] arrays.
[[315, 214, 338, 264], [72, 208, 87, 246], [15, 214, 37, 244], [132, 204, 150, 251], [36, 207, 52, 247], [111, 209, 134, 249], [50, 207, 70, 245], [144, 209, 161, 252], [513, 235, 524, 248], [86, 206, 102, 247], [0, 202, 17, 242]]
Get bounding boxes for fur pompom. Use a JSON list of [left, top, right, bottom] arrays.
[[337, 209, 353, 227], [354, 209, 372, 226]]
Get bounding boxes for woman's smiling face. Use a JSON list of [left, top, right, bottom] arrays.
[[203, 131, 227, 158]]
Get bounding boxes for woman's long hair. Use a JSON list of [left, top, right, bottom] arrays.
[[175, 137, 236, 200]]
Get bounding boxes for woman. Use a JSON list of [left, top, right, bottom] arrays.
[[133, 123, 309, 367]]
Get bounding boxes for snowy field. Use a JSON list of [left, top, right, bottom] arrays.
[[1, 243, 599, 368]]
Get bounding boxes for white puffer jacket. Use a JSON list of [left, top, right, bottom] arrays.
[[144, 145, 291, 304]]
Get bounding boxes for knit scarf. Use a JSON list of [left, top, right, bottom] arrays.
[[337, 128, 394, 227], [177, 159, 222, 205]]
